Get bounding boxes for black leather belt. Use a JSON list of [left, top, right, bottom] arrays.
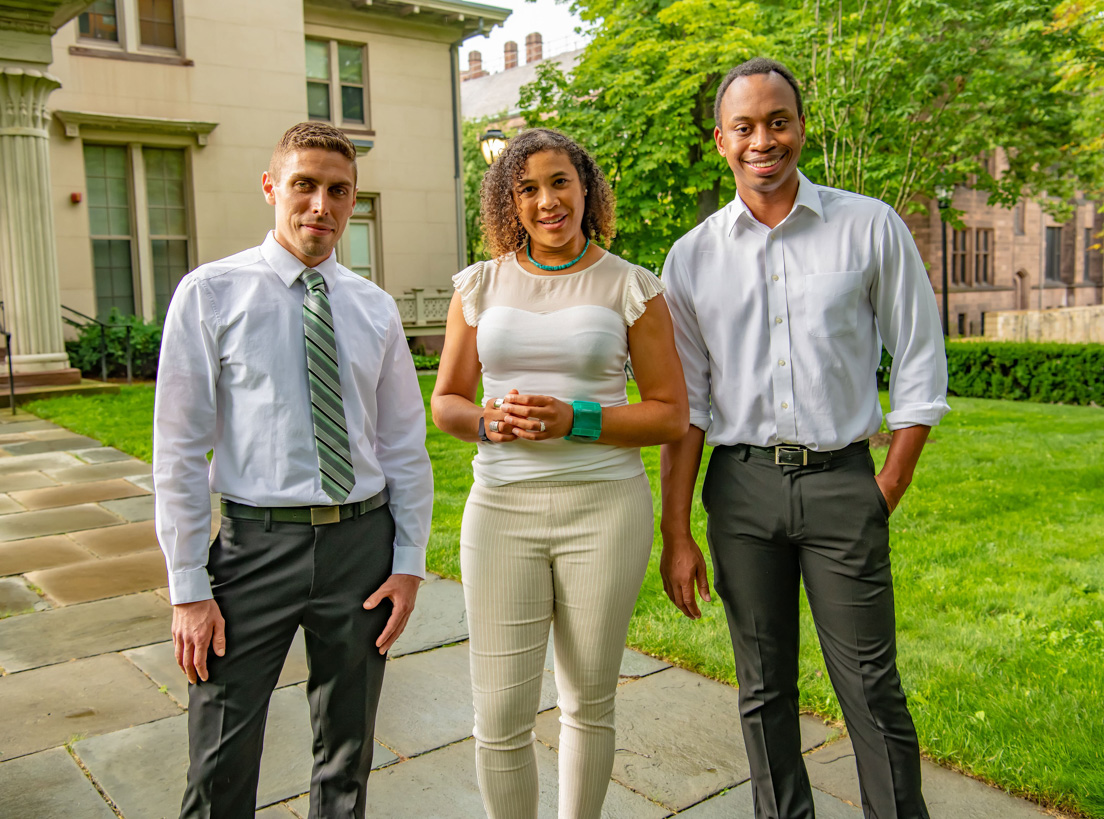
[[745, 440, 870, 466], [220, 488, 389, 526]]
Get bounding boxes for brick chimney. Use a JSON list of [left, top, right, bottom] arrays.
[[463, 50, 487, 81], [525, 32, 542, 64], [504, 40, 518, 70]]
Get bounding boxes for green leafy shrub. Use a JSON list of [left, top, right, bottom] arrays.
[[65, 310, 162, 380], [412, 353, 440, 370], [878, 341, 1104, 405]]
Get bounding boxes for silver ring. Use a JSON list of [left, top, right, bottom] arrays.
[[493, 398, 504, 409], [489, 420, 500, 433], [539, 420, 546, 432]]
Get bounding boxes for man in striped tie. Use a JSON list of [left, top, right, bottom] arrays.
[[153, 122, 434, 819]]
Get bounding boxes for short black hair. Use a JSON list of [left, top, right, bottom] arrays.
[[714, 58, 804, 127]]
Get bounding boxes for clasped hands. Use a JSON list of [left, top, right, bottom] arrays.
[[481, 388, 573, 442]]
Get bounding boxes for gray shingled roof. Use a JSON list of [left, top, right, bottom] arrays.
[[460, 49, 583, 121]]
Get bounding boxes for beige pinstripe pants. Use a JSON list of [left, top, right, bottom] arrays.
[[460, 473, 654, 819]]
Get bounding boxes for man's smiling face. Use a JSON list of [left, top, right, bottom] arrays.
[[714, 72, 805, 202], [262, 148, 357, 267]]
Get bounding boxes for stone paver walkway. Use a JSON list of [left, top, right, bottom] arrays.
[[0, 410, 1072, 818]]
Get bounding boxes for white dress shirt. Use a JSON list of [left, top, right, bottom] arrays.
[[154, 232, 433, 604], [663, 173, 950, 450]]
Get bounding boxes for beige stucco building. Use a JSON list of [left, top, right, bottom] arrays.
[[6, 0, 508, 371]]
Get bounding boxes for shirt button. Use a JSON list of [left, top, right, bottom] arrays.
[[781, 401, 789, 409], [778, 359, 786, 367], [772, 274, 779, 281], [775, 317, 783, 324]]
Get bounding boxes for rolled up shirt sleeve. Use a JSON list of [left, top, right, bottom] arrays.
[[373, 305, 433, 578], [872, 209, 952, 430], [153, 276, 221, 604], [663, 245, 713, 432]]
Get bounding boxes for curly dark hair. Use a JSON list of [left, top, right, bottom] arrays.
[[479, 128, 616, 260]]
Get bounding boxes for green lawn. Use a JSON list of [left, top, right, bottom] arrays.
[[24, 378, 1104, 816]]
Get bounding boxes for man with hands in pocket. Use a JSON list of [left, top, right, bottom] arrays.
[[659, 59, 948, 819]]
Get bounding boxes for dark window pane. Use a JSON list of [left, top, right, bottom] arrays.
[[92, 238, 135, 319], [338, 44, 363, 83], [308, 82, 331, 120], [139, 0, 176, 48], [305, 40, 330, 80], [341, 86, 364, 124], [79, 0, 119, 42]]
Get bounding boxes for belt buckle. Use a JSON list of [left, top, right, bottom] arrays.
[[774, 446, 808, 466], [310, 506, 341, 525]]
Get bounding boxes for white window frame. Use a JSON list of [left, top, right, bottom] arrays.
[[83, 137, 196, 320], [339, 194, 382, 286], [306, 38, 371, 131], [77, 0, 186, 58]]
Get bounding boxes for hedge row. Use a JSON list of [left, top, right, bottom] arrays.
[[878, 341, 1104, 406], [65, 312, 443, 379]]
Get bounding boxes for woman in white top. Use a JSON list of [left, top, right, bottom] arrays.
[[431, 128, 688, 819]]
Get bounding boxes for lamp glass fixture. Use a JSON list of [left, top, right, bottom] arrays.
[[480, 129, 508, 166]]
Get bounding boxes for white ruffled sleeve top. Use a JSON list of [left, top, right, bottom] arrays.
[[453, 250, 664, 487]]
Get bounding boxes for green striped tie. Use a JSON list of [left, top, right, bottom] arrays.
[[301, 269, 355, 504]]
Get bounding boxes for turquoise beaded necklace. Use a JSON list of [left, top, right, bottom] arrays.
[[526, 238, 590, 272]]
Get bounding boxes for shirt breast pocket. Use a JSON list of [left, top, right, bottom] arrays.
[[804, 271, 864, 338]]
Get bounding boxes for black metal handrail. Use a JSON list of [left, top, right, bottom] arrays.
[[0, 301, 15, 415], [61, 305, 133, 385]]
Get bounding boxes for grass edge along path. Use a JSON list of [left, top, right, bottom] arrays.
[[24, 377, 1104, 817]]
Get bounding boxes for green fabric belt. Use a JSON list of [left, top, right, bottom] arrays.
[[220, 488, 389, 525]]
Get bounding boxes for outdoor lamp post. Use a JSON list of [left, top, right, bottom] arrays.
[[935, 186, 953, 338], [479, 129, 508, 166]]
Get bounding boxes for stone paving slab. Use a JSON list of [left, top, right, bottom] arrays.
[[72, 446, 132, 464], [27, 549, 168, 606], [390, 574, 468, 658], [25, 428, 87, 441], [10, 478, 149, 511], [0, 494, 24, 514], [0, 451, 83, 476], [125, 473, 156, 492], [677, 780, 862, 818], [256, 805, 298, 817], [350, 737, 670, 819], [0, 653, 180, 762], [0, 746, 117, 819], [70, 519, 158, 557], [0, 591, 170, 672], [101, 494, 156, 522], [44, 459, 151, 484], [534, 667, 828, 812], [0, 503, 122, 542], [125, 629, 309, 708], [0, 419, 59, 434], [544, 633, 672, 681], [0, 534, 91, 576], [805, 736, 1053, 818], [75, 685, 395, 818], [0, 576, 44, 615], [0, 471, 57, 492], [0, 435, 99, 456], [374, 641, 558, 758]]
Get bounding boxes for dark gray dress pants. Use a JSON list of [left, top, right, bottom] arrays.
[[702, 445, 928, 819], [179, 505, 395, 819]]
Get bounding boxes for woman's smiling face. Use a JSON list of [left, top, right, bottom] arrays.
[[513, 149, 587, 256]]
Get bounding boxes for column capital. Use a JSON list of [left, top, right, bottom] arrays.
[[0, 67, 61, 137]]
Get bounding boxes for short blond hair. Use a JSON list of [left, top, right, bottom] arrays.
[[269, 122, 357, 182]]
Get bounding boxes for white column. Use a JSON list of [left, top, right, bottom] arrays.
[[0, 66, 70, 373]]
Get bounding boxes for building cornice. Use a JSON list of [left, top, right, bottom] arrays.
[[54, 110, 218, 146]]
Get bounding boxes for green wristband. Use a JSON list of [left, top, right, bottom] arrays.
[[566, 400, 602, 442]]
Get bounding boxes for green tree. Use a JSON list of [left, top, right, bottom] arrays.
[[522, 0, 1102, 265], [786, 0, 1097, 218]]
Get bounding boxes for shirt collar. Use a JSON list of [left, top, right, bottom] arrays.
[[727, 171, 826, 234], [260, 230, 340, 288]]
